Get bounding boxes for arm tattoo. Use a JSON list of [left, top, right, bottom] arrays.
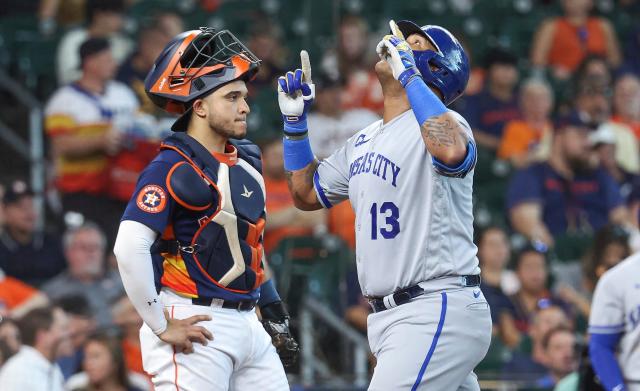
[[285, 160, 319, 200], [421, 115, 462, 147]]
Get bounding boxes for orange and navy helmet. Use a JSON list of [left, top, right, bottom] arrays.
[[145, 27, 261, 131]]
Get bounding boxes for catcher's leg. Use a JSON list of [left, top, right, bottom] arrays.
[[229, 310, 289, 391]]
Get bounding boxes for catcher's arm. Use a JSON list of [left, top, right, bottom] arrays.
[[258, 278, 299, 367]]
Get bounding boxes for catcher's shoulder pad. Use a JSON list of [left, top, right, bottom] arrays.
[[166, 161, 216, 211]]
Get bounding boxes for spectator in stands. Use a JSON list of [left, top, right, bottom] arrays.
[[246, 19, 287, 92], [116, 25, 172, 115], [308, 72, 380, 159], [0, 267, 49, 319], [575, 78, 639, 175], [46, 38, 139, 245], [66, 333, 147, 391], [111, 295, 144, 376], [55, 295, 96, 379], [556, 224, 630, 320], [503, 305, 571, 381], [530, 0, 621, 80], [591, 123, 638, 202], [0, 318, 21, 358], [56, 0, 132, 85], [477, 226, 520, 347], [497, 78, 554, 168], [261, 137, 326, 255], [457, 47, 520, 151], [43, 223, 124, 327], [0, 179, 66, 287], [536, 326, 577, 388], [622, 25, 640, 76], [321, 14, 383, 113], [153, 11, 183, 40], [611, 73, 640, 140], [509, 242, 570, 334], [0, 306, 71, 390], [507, 113, 628, 246]]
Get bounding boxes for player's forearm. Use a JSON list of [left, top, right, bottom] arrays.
[[51, 133, 108, 158], [285, 160, 322, 210], [589, 333, 626, 391], [113, 220, 167, 335], [404, 77, 467, 165]]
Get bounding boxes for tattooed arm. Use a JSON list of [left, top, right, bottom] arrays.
[[285, 160, 323, 211], [420, 112, 469, 166]]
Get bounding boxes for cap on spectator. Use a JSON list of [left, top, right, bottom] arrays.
[[484, 47, 518, 68], [590, 123, 617, 146], [315, 71, 345, 90], [79, 37, 110, 68], [554, 111, 596, 132], [2, 179, 34, 205]]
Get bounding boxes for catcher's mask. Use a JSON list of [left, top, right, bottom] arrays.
[[145, 27, 261, 131]]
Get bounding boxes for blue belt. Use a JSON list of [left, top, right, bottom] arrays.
[[368, 275, 481, 313]]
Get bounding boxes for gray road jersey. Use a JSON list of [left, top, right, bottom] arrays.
[[314, 109, 479, 296], [589, 254, 640, 381]]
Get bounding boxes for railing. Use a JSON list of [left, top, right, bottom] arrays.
[[0, 69, 44, 227], [298, 296, 370, 388]]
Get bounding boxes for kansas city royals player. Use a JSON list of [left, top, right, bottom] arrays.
[[277, 20, 491, 390], [589, 253, 640, 391], [113, 28, 296, 390]]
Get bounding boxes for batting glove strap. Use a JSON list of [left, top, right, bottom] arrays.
[[399, 67, 422, 88]]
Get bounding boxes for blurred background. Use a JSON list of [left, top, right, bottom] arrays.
[[1, 0, 640, 390]]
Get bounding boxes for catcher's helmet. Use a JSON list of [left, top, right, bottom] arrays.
[[145, 27, 261, 131], [395, 20, 469, 106]]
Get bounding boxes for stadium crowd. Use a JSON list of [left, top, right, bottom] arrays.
[[1, 0, 640, 389]]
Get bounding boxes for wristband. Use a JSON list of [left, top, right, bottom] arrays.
[[283, 115, 308, 135], [405, 77, 448, 124], [283, 136, 314, 171]]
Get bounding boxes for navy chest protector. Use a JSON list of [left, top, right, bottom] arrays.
[[157, 133, 266, 293]]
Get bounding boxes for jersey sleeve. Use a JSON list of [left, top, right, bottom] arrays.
[[314, 142, 351, 209], [431, 111, 477, 178], [121, 160, 175, 233], [588, 269, 625, 334]]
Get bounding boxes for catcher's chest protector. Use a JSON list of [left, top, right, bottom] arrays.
[[158, 133, 266, 293]]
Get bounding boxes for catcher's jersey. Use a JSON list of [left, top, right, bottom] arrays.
[[314, 109, 479, 296], [588, 254, 640, 381]]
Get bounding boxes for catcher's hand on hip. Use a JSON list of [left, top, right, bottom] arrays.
[[277, 50, 315, 134], [376, 20, 422, 87], [158, 309, 213, 354]]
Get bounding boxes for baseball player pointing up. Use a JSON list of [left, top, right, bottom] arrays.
[[278, 20, 492, 390], [113, 28, 297, 390]]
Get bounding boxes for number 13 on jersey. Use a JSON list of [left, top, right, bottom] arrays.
[[370, 202, 400, 240]]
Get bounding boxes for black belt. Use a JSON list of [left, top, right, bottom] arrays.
[[192, 297, 257, 311], [368, 275, 481, 313]]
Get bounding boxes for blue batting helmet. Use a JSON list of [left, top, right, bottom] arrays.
[[396, 20, 469, 106]]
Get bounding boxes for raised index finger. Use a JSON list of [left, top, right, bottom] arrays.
[[389, 20, 405, 40], [300, 50, 312, 84]]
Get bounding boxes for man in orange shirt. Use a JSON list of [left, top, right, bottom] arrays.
[[0, 269, 48, 319], [261, 137, 326, 255], [498, 79, 554, 167]]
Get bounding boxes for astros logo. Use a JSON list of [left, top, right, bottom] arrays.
[[136, 185, 167, 213]]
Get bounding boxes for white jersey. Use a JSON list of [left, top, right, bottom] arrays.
[[314, 109, 479, 296], [589, 253, 640, 382]]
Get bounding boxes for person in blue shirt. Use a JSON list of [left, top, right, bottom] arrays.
[[507, 112, 629, 247]]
